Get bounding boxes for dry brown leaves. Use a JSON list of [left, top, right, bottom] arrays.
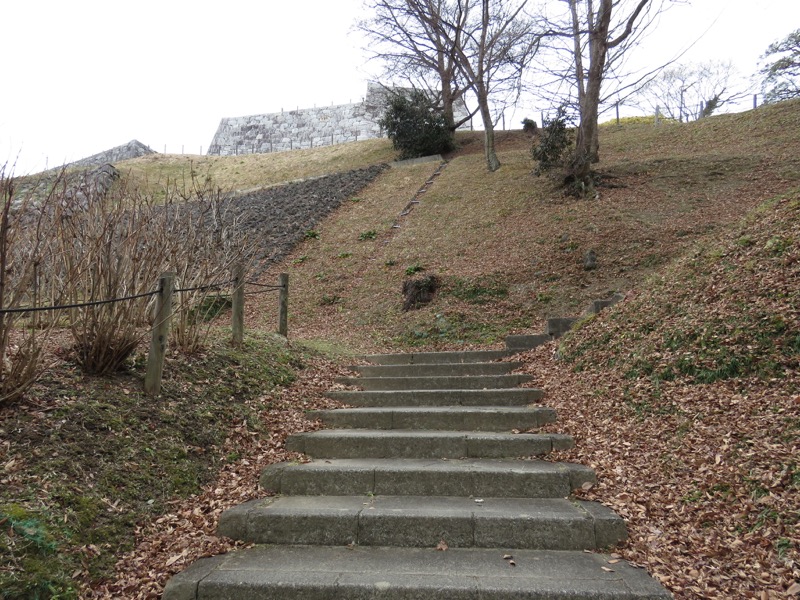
[[516, 345, 798, 598], [83, 351, 348, 599]]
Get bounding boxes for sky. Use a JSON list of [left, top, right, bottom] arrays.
[[1, 0, 798, 174]]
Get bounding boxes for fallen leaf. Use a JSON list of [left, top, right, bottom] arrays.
[[435, 540, 448, 551], [788, 581, 800, 595]]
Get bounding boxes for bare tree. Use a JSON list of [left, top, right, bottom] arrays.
[[534, 0, 670, 192], [636, 61, 746, 121], [447, 0, 541, 171], [358, 0, 472, 132], [360, 0, 540, 172]]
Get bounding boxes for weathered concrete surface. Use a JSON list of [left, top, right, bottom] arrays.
[[260, 458, 595, 498], [325, 388, 545, 407], [363, 350, 511, 364], [285, 429, 573, 459], [351, 361, 521, 378], [335, 374, 534, 391], [308, 405, 557, 431], [162, 546, 672, 600], [218, 496, 626, 550]]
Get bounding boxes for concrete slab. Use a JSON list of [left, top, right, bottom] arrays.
[[325, 388, 545, 407], [218, 496, 625, 550], [352, 362, 521, 378], [286, 430, 571, 459], [260, 459, 595, 498], [363, 350, 511, 365], [335, 374, 534, 391], [162, 546, 672, 600], [307, 406, 558, 431]]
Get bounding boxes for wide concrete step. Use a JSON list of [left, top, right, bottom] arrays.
[[260, 458, 595, 498], [308, 406, 557, 431], [336, 374, 534, 391], [364, 349, 511, 364], [285, 430, 573, 459], [506, 333, 551, 351], [327, 388, 544, 407], [351, 361, 521, 378], [218, 496, 626, 550], [163, 545, 672, 600]]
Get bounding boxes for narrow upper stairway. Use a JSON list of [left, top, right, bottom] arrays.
[[163, 348, 671, 599]]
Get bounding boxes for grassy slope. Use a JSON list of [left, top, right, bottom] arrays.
[[257, 99, 800, 353], [524, 190, 799, 597]]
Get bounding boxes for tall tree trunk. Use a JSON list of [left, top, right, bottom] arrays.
[[574, 0, 612, 186], [477, 86, 500, 171]]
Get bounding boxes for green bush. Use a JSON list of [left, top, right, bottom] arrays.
[[531, 106, 574, 176], [379, 91, 455, 159]]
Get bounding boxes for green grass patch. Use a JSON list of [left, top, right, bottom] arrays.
[[0, 331, 300, 597]]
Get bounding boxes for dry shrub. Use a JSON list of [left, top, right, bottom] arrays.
[[167, 175, 252, 354], [53, 170, 252, 374], [0, 167, 64, 404]]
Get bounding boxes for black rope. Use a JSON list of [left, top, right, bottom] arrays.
[[0, 290, 159, 315], [243, 287, 283, 297], [245, 281, 285, 290], [174, 280, 234, 294]]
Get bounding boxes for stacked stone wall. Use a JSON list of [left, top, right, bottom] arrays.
[[207, 82, 470, 157], [208, 101, 382, 157]]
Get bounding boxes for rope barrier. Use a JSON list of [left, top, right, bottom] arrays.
[[0, 290, 160, 315], [244, 281, 285, 290], [0, 278, 284, 315]]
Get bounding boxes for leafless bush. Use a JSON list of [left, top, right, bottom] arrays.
[[167, 174, 253, 354], [53, 170, 253, 374], [0, 167, 64, 404]]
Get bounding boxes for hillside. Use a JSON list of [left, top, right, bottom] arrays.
[[250, 99, 800, 354], [1, 99, 799, 599], [522, 190, 799, 597]]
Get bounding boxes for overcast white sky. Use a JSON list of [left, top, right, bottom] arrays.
[[1, 0, 798, 174]]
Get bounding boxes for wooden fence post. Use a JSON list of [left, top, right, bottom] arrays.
[[232, 263, 245, 347], [145, 272, 175, 396], [278, 273, 289, 337]]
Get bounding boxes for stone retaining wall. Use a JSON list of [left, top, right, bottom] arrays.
[[208, 82, 470, 157]]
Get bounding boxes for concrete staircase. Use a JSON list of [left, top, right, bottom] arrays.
[[163, 346, 670, 599]]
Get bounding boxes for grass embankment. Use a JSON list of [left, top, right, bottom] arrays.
[[118, 137, 398, 196], [522, 190, 799, 597], [260, 99, 800, 353], [0, 332, 315, 598]]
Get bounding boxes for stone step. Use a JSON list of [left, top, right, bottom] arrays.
[[308, 405, 557, 431], [335, 374, 534, 391], [506, 333, 551, 351], [326, 388, 545, 407], [285, 430, 573, 459], [163, 545, 672, 600], [547, 317, 578, 338], [364, 349, 511, 364], [351, 361, 521, 378], [260, 458, 595, 498], [218, 496, 626, 550]]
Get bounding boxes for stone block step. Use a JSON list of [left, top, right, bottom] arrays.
[[547, 317, 578, 338], [218, 496, 626, 550], [326, 388, 544, 407], [163, 545, 672, 600], [260, 458, 595, 498], [364, 349, 511, 364], [308, 406, 557, 431], [351, 361, 521, 378], [285, 430, 573, 459], [335, 374, 534, 391], [506, 333, 551, 351]]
